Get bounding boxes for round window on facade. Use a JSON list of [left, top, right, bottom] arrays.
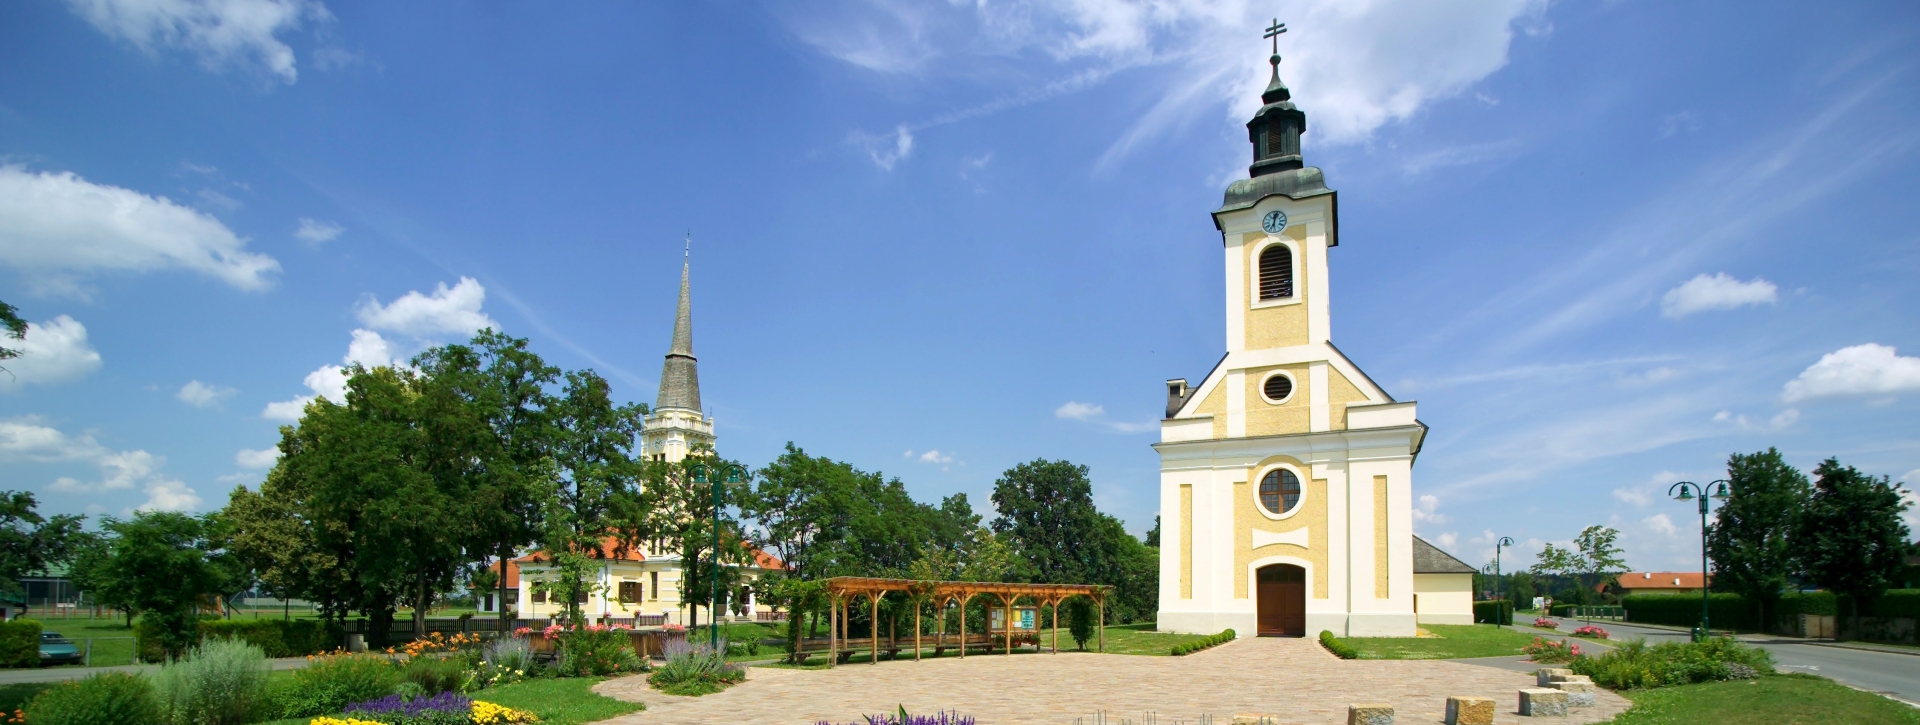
[[1259, 468, 1302, 515], [1262, 372, 1295, 404]]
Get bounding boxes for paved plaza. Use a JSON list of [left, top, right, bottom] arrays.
[[591, 637, 1631, 724]]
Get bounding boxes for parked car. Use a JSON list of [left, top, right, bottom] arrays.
[[39, 632, 82, 666]]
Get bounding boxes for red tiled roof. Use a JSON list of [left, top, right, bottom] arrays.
[[1618, 572, 1710, 590]]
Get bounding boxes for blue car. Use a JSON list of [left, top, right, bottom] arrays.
[[39, 632, 82, 666]]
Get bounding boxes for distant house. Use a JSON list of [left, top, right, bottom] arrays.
[[478, 537, 784, 625], [1412, 536, 1476, 625], [1615, 571, 1710, 596]]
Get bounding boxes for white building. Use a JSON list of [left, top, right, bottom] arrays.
[[1155, 43, 1469, 638]]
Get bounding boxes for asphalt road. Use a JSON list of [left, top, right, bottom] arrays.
[[1482, 618, 1920, 705]]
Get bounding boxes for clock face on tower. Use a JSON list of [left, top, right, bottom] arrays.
[[1262, 210, 1288, 234]]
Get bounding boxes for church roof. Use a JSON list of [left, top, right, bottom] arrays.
[[655, 257, 702, 412], [1412, 535, 1476, 574]]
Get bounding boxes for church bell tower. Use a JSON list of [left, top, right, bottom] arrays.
[[642, 246, 714, 463]]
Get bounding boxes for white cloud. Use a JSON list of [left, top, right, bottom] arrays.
[[1643, 513, 1678, 537], [176, 380, 236, 408], [1658, 111, 1700, 139], [0, 165, 279, 296], [195, 187, 241, 212], [260, 397, 309, 422], [850, 125, 914, 171], [2, 417, 196, 508], [1413, 494, 1449, 524], [918, 449, 953, 464], [354, 277, 499, 338], [1660, 273, 1779, 318], [790, 0, 1548, 166], [0, 315, 103, 392], [1401, 138, 1524, 176], [137, 479, 202, 512], [1436, 532, 1459, 550], [261, 329, 395, 420], [1782, 343, 1920, 402], [1056, 401, 1105, 420], [1612, 487, 1651, 507], [235, 447, 279, 468], [294, 218, 342, 245], [63, 0, 328, 83]]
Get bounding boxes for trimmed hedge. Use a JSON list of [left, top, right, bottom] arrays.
[[1171, 628, 1234, 656], [0, 619, 42, 668], [1318, 630, 1358, 659], [1624, 589, 1920, 633], [1473, 600, 1513, 625], [136, 618, 343, 663]]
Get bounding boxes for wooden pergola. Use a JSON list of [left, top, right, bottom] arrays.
[[822, 576, 1110, 667]]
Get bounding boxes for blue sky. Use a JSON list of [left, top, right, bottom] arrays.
[[2, 0, 1917, 572]]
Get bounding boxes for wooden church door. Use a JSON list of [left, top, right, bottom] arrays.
[[1256, 564, 1306, 636]]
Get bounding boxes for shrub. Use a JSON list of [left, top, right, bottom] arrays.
[[1317, 631, 1357, 660], [1472, 600, 1512, 626], [1533, 617, 1560, 629], [1572, 625, 1609, 639], [401, 655, 470, 695], [26, 672, 163, 725], [1569, 636, 1774, 690], [276, 653, 401, 719], [149, 638, 270, 725], [139, 617, 345, 663], [1522, 637, 1581, 663], [0, 619, 40, 669], [647, 637, 745, 696], [465, 638, 533, 691], [553, 625, 641, 677], [1170, 629, 1234, 656], [1066, 598, 1094, 650]]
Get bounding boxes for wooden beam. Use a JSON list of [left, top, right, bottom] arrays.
[[914, 597, 922, 662], [828, 594, 838, 668], [1097, 594, 1105, 653], [869, 593, 879, 666]]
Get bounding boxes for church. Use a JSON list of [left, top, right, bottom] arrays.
[[1154, 33, 1474, 638]]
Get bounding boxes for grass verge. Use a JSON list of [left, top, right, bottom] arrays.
[[476, 677, 645, 724], [1606, 674, 1920, 725], [1330, 624, 1545, 660]]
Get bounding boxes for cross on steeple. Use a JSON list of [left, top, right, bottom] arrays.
[[1264, 19, 1287, 55]]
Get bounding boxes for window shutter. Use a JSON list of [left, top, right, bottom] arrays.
[[1259, 245, 1293, 299]]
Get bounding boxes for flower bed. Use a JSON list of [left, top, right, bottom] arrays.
[[1534, 617, 1560, 629], [1522, 637, 1581, 663], [328, 692, 538, 725], [1572, 625, 1610, 639], [819, 707, 975, 725]]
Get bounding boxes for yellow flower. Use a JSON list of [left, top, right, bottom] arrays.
[[471, 700, 539, 724], [310, 718, 384, 725]]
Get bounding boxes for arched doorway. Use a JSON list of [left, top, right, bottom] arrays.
[[1256, 564, 1306, 637]]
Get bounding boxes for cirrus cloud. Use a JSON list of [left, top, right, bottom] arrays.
[[1660, 273, 1778, 318]]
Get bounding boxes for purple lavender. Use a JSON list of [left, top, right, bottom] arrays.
[[344, 691, 474, 722], [816, 710, 976, 725]]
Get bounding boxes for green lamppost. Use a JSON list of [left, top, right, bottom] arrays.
[[691, 462, 745, 652], [1494, 536, 1515, 626], [1668, 479, 1731, 642]]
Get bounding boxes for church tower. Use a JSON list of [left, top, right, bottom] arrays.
[[642, 250, 714, 463], [1154, 26, 1428, 638]]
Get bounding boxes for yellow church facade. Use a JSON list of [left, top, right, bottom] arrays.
[[1154, 39, 1449, 638]]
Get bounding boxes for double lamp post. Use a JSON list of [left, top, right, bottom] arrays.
[[690, 461, 745, 652], [1668, 479, 1731, 642]]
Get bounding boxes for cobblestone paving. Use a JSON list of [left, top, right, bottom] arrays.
[[591, 637, 1631, 724]]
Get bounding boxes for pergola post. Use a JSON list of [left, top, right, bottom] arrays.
[[828, 592, 838, 668], [914, 598, 922, 662], [1050, 597, 1059, 654], [957, 593, 969, 659], [869, 593, 880, 665], [1096, 593, 1105, 653], [1003, 594, 1014, 655]]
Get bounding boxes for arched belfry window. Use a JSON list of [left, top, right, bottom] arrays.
[[1259, 244, 1293, 300], [1259, 468, 1302, 515]]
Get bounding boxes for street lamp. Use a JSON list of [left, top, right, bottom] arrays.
[[1668, 479, 1731, 642], [691, 462, 746, 652], [1494, 536, 1515, 626]]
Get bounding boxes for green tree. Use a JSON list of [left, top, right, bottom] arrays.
[[1707, 448, 1810, 630], [990, 459, 1102, 584], [0, 491, 84, 599], [643, 452, 749, 631], [1573, 525, 1627, 603], [1796, 458, 1912, 638], [99, 512, 228, 660], [0, 300, 25, 374], [536, 369, 646, 625], [1530, 542, 1579, 604]]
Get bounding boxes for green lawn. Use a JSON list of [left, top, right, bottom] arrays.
[[1332, 624, 1547, 660], [1604, 674, 1920, 725], [14, 617, 141, 667]]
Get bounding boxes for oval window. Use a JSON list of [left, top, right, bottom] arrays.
[[1259, 469, 1302, 515], [1263, 374, 1294, 403]]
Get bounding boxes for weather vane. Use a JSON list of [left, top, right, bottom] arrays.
[[1264, 18, 1287, 56]]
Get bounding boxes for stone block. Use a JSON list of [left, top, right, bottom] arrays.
[[1444, 696, 1495, 725], [1548, 673, 1591, 684], [1230, 715, 1281, 725], [1519, 688, 1569, 717], [1347, 703, 1394, 725], [1549, 681, 1598, 708], [1535, 668, 1571, 687]]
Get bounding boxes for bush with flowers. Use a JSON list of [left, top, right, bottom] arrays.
[[1571, 625, 1610, 639], [1533, 617, 1560, 629], [307, 692, 538, 725], [548, 623, 642, 677], [1522, 637, 1581, 663]]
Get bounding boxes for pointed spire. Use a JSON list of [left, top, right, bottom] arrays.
[[655, 235, 702, 412]]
